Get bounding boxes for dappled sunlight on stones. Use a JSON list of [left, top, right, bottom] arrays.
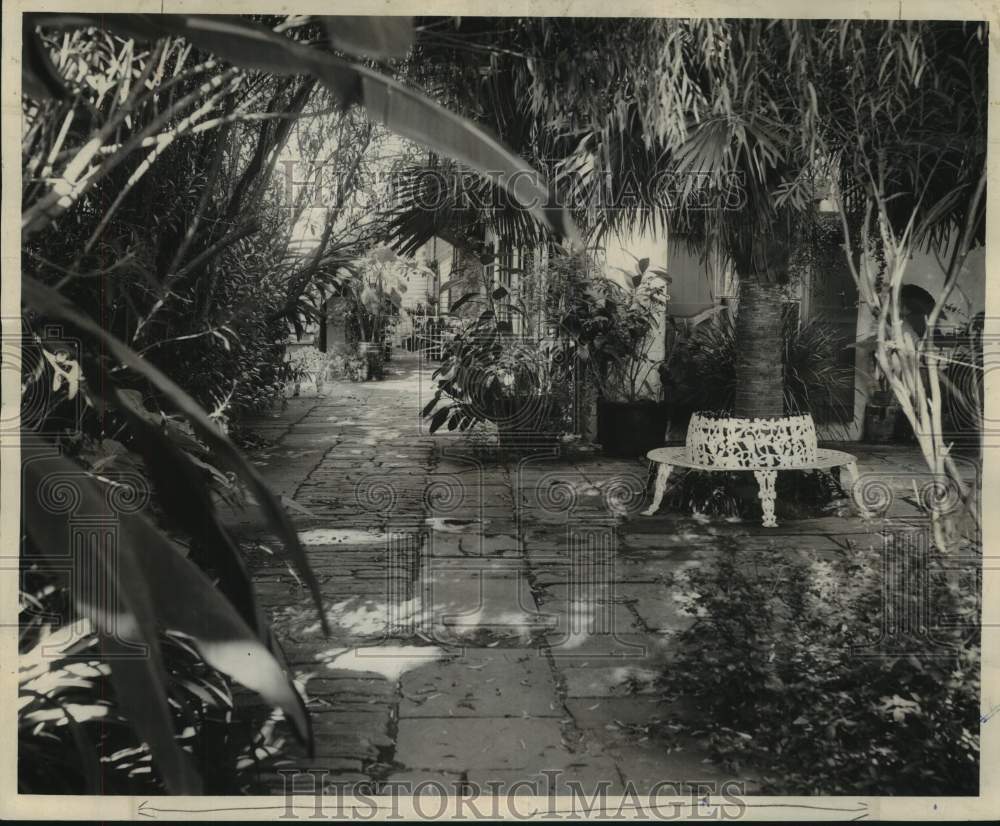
[[534, 593, 638, 638], [546, 631, 659, 660], [318, 645, 446, 682], [423, 516, 488, 533], [298, 527, 386, 545], [237, 358, 914, 793], [400, 649, 559, 718], [423, 571, 551, 644], [561, 665, 662, 699], [323, 596, 423, 640]]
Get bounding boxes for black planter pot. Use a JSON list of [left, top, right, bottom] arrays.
[[863, 390, 901, 443], [494, 393, 561, 453], [496, 424, 560, 453], [597, 400, 666, 458]]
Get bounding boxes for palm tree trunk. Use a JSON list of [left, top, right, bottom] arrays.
[[734, 278, 785, 418]]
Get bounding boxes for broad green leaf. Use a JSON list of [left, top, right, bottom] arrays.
[[24, 444, 311, 747], [320, 16, 415, 59], [22, 276, 329, 635], [448, 292, 483, 315], [428, 407, 451, 433], [128, 511, 312, 746], [22, 17, 67, 100], [23, 445, 201, 794], [420, 393, 441, 417], [34, 13, 578, 243], [114, 390, 263, 636]]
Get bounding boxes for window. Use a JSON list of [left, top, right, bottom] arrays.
[[493, 241, 523, 334]]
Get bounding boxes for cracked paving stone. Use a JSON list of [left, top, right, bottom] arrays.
[[560, 665, 662, 698], [237, 359, 899, 795], [399, 649, 559, 718], [464, 763, 626, 796], [394, 718, 571, 772]]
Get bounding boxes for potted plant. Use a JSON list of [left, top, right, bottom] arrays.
[[863, 356, 902, 443], [559, 253, 671, 457], [421, 308, 574, 452], [339, 246, 432, 379], [285, 346, 332, 396]]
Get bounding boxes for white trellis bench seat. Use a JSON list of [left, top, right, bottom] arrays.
[[641, 446, 863, 528]]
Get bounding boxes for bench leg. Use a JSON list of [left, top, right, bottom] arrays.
[[842, 461, 871, 518], [754, 470, 778, 527], [641, 464, 673, 516]]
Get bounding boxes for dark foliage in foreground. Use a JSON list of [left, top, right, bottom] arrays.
[[661, 546, 980, 795], [661, 468, 846, 522], [19, 13, 577, 794]]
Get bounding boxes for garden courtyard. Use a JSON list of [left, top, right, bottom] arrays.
[[221, 352, 972, 796], [16, 13, 986, 806]]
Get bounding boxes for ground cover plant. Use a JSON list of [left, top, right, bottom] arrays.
[[661, 544, 981, 795]]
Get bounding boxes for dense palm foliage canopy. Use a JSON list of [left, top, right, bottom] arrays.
[[391, 18, 986, 271], [390, 18, 986, 421]]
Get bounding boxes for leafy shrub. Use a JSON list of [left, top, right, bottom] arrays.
[[661, 545, 980, 794], [422, 309, 576, 438], [422, 248, 670, 438], [667, 307, 854, 419], [338, 246, 433, 346], [552, 251, 671, 403], [662, 468, 846, 521]]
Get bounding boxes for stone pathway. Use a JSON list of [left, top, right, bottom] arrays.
[[222, 352, 959, 797]]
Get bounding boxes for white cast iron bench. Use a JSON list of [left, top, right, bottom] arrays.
[[642, 445, 864, 527]]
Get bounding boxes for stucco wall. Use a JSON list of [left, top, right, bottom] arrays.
[[847, 243, 986, 441], [657, 233, 985, 442]]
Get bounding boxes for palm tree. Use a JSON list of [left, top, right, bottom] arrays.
[[390, 18, 985, 422]]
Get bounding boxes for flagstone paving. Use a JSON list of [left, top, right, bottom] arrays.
[[223, 352, 962, 797]]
